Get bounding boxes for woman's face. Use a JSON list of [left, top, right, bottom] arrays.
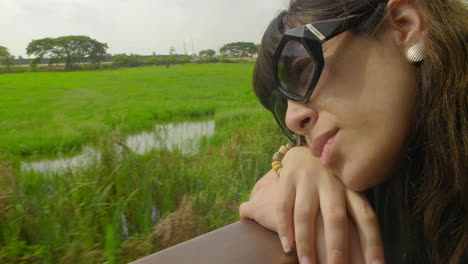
[[285, 21, 418, 191]]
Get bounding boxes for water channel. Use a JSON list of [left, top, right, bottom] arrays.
[[21, 120, 216, 174]]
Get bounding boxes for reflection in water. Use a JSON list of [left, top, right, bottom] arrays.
[[126, 121, 215, 155], [121, 214, 130, 239], [152, 205, 160, 224], [21, 146, 100, 174], [21, 120, 215, 174]]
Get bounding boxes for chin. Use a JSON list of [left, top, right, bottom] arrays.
[[339, 162, 388, 192], [341, 177, 370, 192]]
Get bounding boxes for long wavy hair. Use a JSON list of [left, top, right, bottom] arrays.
[[253, 0, 467, 263]]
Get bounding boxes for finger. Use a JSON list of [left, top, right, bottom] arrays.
[[294, 183, 319, 264], [319, 177, 349, 264], [275, 170, 296, 253], [345, 190, 385, 264], [239, 201, 254, 219]]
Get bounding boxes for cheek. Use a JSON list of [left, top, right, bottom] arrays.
[[333, 88, 416, 191], [317, 34, 417, 191], [337, 130, 408, 191], [332, 41, 417, 190]]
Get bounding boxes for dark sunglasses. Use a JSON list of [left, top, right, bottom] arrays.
[[271, 15, 361, 143]]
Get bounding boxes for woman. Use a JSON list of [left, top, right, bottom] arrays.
[[239, 0, 467, 263]]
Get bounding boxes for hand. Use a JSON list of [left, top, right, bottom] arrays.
[[238, 170, 366, 264], [277, 146, 385, 264], [239, 169, 280, 233], [240, 146, 385, 264]]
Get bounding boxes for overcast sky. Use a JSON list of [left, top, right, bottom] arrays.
[[1, 0, 288, 57]]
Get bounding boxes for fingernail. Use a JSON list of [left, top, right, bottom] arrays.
[[280, 236, 291, 253], [372, 259, 384, 264], [301, 256, 311, 264]]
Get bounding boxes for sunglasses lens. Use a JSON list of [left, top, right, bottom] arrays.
[[278, 40, 317, 100]]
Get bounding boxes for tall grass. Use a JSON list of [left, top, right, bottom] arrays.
[[0, 109, 285, 263], [0, 64, 287, 263]]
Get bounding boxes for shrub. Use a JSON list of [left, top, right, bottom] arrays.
[[112, 54, 143, 68], [177, 55, 190, 65], [195, 57, 220, 64], [0, 66, 28, 74]]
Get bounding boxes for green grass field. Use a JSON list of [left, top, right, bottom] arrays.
[[0, 63, 260, 158], [0, 63, 286, 263]]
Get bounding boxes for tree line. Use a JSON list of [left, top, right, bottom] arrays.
[[199, 42, 258, 59], [0, 36, 259, 71]]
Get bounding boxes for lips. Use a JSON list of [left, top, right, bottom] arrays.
[[311, 129, 339, 158]]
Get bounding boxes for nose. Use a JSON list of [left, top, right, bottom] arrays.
[[285, 100, 318, 135]]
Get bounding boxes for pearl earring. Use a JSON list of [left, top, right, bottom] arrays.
[[406, 43, 425, 63]]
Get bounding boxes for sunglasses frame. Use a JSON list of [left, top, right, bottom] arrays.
[[273, 15, 361, 103], [271, 15, 361, 143]]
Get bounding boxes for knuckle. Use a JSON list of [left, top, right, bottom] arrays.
[[323, 207, 347, 225], [275, 215, 289, 229], [296, 242, 311, 257], [275, 208, 291, 232], [327, 248, 346, 260], [276, 221, 289, 233], [367, 244, 385, 253], [239, 202, 251, 214], [239, 202, 247, 211], [294, 204, 313, 222], [359, 206, 378, 224], [239, 208, 248, 219]]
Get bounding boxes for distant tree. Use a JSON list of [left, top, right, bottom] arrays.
[[0, 46, 14, 67], [48, 57, 62, 66], [167, 46, 177, 67], [199, 49, 216, 57], [219, 42, 258, 60], [26, 37, 55, 67], [169, 46, 176, 55], [26, 36, 108, 70], [178, 55, 191, 64], [88, 39, 108, 65]]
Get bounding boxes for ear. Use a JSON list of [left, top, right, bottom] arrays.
[[386, 0, 425, 51]]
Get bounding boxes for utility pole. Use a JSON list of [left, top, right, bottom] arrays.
[[191, 38, 194, 55]]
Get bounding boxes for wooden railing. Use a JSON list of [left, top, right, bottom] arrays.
[[130, 219, 299, 264]]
